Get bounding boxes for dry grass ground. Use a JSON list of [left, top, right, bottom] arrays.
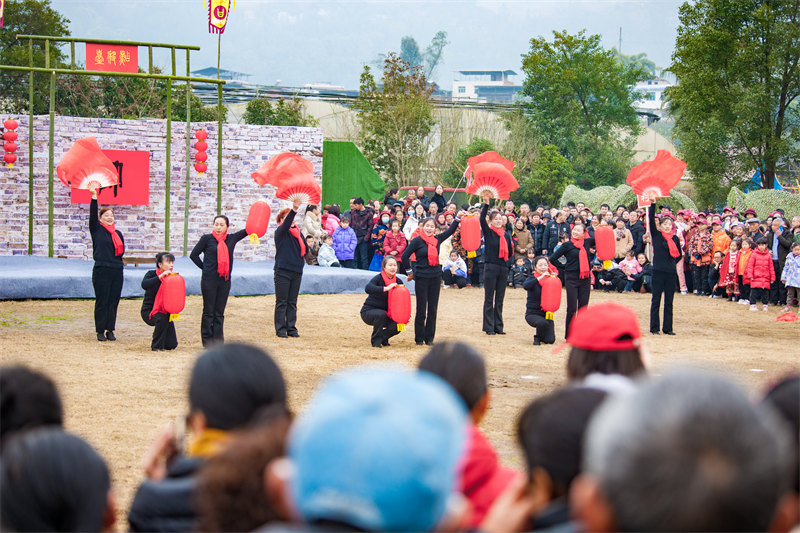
[[1, 287, 798, 530]]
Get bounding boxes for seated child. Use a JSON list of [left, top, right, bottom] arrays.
[[618, 250, 642, 292], [442, 251, 468, 289], [632, 253, 652, 293], [140, 252, 179, 351], [304, 235, 319, 266], [317, 234, 340, 267], [509, 256, 530, 288]]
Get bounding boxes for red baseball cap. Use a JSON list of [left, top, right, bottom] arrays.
[[564, 302, 642, 351]]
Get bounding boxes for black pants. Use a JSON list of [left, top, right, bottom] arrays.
[[141, 311, 178, 351], [275, 268, 302, 336], [750, 287, 770, 305], [770, 260, 787, 304], [692, 264, 709, 294], [355, 240, 372, 270], [414, 275, 442, 343], [200, 276, 231, 347], [341, 259, 356, 269], [361, 307, 400, 347], [525, 313, 556, 344], [483, 263, 508, 333], [442, 270, 467, 288], [650, 270, 677, 333], [92, 266, 123, 334], [564, 274, 591, 338]]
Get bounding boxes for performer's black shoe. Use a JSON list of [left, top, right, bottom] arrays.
[[416, 341, 424, 345], [533, 336, 541, 346], [664, 331, 676, 336], [97, 333, 107, 342], [288, 332, 300, 338], [485, 331, 496, 335], [276, 332, 288, 338], [496, 331, 506, 335], [105, 331, 116, 341], [650, 330, 660, 335]]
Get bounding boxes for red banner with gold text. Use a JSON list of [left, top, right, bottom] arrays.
[[85, 44, 139, 73]]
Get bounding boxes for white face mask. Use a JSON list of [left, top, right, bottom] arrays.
[[381, 216, 390, 224]]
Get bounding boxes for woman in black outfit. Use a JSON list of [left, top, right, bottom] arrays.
[[273, 198, 306, 338], [647, 203, 683, 335], [549, 223, 594, 338], [401, 216, 460, 345], [523, 255, 557, 345], [361, 255, 404, 348], [141, 252, 179, 351], [88, 187, 125, 342], [190, 215, 247, 347], [480, 194, 513, 335]]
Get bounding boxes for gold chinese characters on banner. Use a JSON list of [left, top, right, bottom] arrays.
[[207, 0, 235, 34]]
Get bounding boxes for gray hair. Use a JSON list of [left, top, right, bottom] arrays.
[[584, 372, 792, 532]]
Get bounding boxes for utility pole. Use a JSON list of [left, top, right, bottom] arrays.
[[619, 27, 622, 54]]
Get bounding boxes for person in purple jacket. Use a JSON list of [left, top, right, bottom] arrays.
[[332, 216, 358, 268]]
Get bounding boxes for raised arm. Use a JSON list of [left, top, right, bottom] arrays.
[[437, 217, 460, 243], [89, 198, 99, 233]]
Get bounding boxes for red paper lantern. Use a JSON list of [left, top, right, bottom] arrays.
[[194, 162, 207, 174], [3, 118, 19, 169], [194, 140, 208, 152], [460, 215, 481, 258], [539, 275, 562, 320], [594, 225, 616, 269], [161, 273, 186, 320], [246, 200, 271, 245], [195, 129, 208, 141], [195, 151, 208, 162], [194, 129, 208, 176], [387, 285, 412, 332]]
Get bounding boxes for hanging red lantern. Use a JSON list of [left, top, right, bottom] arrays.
[[194, 129, 208, 177], [539, 275, 562, 321], [387, 285, 412, 332], [161, 273, 186, 322], [594, 225, 616, 269], [246, 200, 271, 245], [3, 118, 19, 169], [460, 215, 481, 258]]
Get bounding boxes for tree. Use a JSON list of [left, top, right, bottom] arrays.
[[668, 0, 800, 200], [354, 53, 435, 187], [520, 30, 649, 188], [400, 37, 423, 70], [373, 31, 448, 82], [242, 97, 317, 126], [611, 47, 657, 76], [424, 31, 449, 80], [0, 0, 70, 114], [513, 144, 574, 207], [440, 137, 496, 187]]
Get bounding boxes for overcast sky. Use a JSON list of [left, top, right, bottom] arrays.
[[51, 0, 685, 89]]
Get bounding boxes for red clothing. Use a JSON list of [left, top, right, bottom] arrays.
[[383, 231, 407, 257], [460, 424, 521, 528], [719, 251, 738, 287], [745, 249, 776, 289]]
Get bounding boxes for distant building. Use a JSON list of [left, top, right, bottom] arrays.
[[452, 70, 522, 104], [191, 67, 252, 84], [633, 77, 674, 118]]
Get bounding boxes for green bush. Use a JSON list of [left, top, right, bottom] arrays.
[[560, 184, 698, 213], [726, 187, 800, 219]]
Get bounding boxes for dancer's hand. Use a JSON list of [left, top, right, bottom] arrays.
[[385, 282, 397, 291], [293, 197, 302, 211], [483, 191, 492, 204]]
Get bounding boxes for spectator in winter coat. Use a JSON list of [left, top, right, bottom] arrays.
[[688, 219, 714, 295], [349, 198, 375, 270], [545, 211, 571, 255], [627, 211, 647, 255], [529, 212, 547, 253], [711, 218, 732, 256], [768, 218, 793, 306], [301, 205, 326, 242], [746, 239, 776, 311], [613, 218, 634, 260], [317, 234, 340, 267], [780, 241, 800, 311], [512, 218, 534, 261], [322, 204, 340, 236], [303, 236, 319, 266], [332, 217, 357, 268], [430, 185, 447, 213], [371, 211, 391, 256], [415, 186, 431, 211]]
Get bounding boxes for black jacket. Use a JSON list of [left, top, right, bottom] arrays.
[[128, 456, 204, 532], [649, 208, 683, 273], [349, 207, 375, 241], [141, 270, 162, 318], [548, 237, 595, 276], [362, 273, 404, 312], [274, 209, 306, 274], [767, 230, 793, 266], [430, 193, 446, 212], [480, 203, 513, 268], [627, 220, 646, 255], [530, 222, 547, 253], [522, 274, 546, 317], [401, 220, 460, 278], [545, 220, 571, 254], [89, 199, 125, 268], [190, 229, 248, 279]]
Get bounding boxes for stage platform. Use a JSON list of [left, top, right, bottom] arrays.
[[0, 256, 414, 299]]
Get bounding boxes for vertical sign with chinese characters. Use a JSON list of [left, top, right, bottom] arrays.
[[85, 44, 139, 73]]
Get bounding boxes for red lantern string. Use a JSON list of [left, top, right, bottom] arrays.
[[194, 129, 208, 176], [3, 118, 19, 169]]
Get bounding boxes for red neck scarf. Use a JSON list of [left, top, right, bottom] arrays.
[[213, 231, 230, 280], [381, 270, 396, 287], [289, 226, 306, 257], [100, 222, 124, 256], [661, 230, 681, 258], [571, 237, 590, 278], [420, 233, 439, 266], [150, 268, 167, 318], [491, 226, 508, 260]]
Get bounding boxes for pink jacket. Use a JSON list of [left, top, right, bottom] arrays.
[[324, 214, 340, 236]]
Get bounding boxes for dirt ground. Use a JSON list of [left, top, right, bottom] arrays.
[[1, 287, 798, 530]]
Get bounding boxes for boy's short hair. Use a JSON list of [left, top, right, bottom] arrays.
[[515, 257, 525, 263], [323, 234, 333, 242], [418, 342, 487, 411], [340, 216, 350, 224], [756, 237, 768, 245]]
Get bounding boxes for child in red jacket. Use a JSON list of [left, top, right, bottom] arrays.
[[746, 238, 776, 311]]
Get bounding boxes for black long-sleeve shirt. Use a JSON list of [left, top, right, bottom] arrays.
[[548, 236, 595, 276], [89, 199, 125, 268], [274, 209, 306, 274], [648, 207, 683, 273], [522, 274, 546, 317], [480, 203, 513, 267], [361, 273, 405, 312], [401, 220, 460, 278], [140, 270, 162, 318], [190, 228, 248, 279]]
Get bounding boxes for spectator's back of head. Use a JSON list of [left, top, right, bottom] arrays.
[[189, 343, 286, 431], [285, 367, 467, 532], [0, 365, 63, 450], [1, 428, 113, 532], [576, 372, 793, 532], [762, 375, 799, 494], [418, 342, 487, 413]]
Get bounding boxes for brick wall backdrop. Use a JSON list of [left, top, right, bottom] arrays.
[[0, 116, 323, 262]]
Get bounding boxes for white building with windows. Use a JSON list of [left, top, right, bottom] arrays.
[[633, 78, 674, 117], [452, 70, 522, 104]]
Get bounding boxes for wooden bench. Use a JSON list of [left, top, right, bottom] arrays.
[[123, 252, 163, 268]]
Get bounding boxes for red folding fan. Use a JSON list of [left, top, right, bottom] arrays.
[[56, 137, 119, 190], [464, 151, 519, 200], [626, 150, 687, 198], [251, 152, 314, 187], [275, 174, 321, 205]]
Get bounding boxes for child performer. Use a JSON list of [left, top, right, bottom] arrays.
[[719, 239, 741, 301], [140, 252, 179, 351]]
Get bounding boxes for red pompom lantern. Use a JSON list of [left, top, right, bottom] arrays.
[[539, 275, 562, 321], [387, 285, 412, 332], [194, 129, 208, 176], [246, 200, 271, 245], [3, 118, 19, 169], [161, 273, 186, 321], [594, 225, 616, 269], [460, 215, 481, 258]]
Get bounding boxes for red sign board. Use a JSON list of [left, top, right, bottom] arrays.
[[71, 150, 150, 205], [85, 43, 139, 73], [637, 194, 652, 209]]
